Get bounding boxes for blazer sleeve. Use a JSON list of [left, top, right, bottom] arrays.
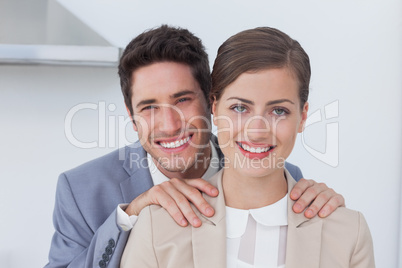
[[120, 206, 158, 268], [45, 173, 131, 268], [350, 212, 376, 268], [285, 162, 304, 182]]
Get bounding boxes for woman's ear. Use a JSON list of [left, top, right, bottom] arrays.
[[298, 102, 309, 133], [211, 97, 218, 126]]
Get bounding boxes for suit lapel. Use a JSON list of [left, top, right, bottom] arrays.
[[192, 170, 226, 268], [120, 143, 154, 203], [285, 169, 322, 268]]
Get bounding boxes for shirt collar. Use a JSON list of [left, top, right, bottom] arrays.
[[147, 141, 219, 185], [226, 194, 288, 238]]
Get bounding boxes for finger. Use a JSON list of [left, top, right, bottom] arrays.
[[169, 178, 215, 218], [302, 188, 336, 218], [150, 185, 190, 227], [289, 178, 315, 201], [183, 178, 219, 197], [318, 193, 345, 218], [292, 182, 327, 214], [159, 181, 203, 227]]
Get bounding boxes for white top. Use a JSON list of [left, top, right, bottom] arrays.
[[117, 141, 219, 230], [226, 194, 288, 268]]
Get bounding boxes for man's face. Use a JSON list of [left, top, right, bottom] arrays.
[[129, 61, 212, 178]]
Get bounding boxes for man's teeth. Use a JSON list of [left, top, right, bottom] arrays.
[[160, 137, 190, 149], [240, 143, 273, 153]]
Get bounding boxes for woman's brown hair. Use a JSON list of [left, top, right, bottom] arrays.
[[210, 27, 310, 109]]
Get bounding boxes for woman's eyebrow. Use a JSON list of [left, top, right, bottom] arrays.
[[226, 97, 253, 104], [226, 97, 295, 106], [266, 99, 295, 106]]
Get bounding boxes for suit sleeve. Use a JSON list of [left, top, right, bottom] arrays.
[[120, 206, 158, 267], [285, 162, 304, 181], [350, 212, 376, 268], [45, 173, 131, 268]]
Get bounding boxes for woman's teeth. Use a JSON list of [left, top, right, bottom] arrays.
[[239, 143, 274, 153]]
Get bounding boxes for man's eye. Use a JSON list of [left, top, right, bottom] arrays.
[[233, 105, 247, 113], [142, 105, 156, 111], [177, 98, 189, 103]]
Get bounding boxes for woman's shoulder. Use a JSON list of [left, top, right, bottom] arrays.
[[316, 206, 369, 240], [318, 207, 373, 253], [321, 206, 367, 230]]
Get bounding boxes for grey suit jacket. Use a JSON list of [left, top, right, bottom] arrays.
[[121, 169, 375, 268]]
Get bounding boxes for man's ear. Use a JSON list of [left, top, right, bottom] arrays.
[[298, 102, 309, 133], [125, 104, 138, 132]]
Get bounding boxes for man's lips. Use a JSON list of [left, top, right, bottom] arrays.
[[155, 134, 193, 149], [236, 141, 276, 158]]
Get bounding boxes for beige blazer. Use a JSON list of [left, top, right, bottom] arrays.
[[121, 170, 375, 268]]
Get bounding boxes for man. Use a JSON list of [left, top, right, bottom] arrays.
[[45, 25, 344, 268]]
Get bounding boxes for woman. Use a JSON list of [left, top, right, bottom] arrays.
[[120, 27, 375, 268]]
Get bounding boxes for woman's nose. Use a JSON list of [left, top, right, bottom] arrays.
[[244, 116, 271, 141]]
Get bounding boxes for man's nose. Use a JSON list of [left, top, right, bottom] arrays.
[[157, 106, 183, 134]]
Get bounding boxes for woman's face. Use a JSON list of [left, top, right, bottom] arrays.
[[212, 67, 308, 178]]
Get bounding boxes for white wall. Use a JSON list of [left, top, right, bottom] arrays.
[[0, 65, 136, 267], [1, 0, 401, 267]]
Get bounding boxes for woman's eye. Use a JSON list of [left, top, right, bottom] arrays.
[[273, 108, 287, 116], [233, 105, 247, 113]]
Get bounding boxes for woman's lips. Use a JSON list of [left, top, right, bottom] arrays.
[[236, 141, 276, 159]]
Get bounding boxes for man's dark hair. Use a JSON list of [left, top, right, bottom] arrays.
[[118, 25, 211, 116]]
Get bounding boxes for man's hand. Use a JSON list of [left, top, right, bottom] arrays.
[[125, 178, 218, 227], [290, 178, 345, 218]]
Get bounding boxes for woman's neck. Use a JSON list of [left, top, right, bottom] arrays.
[[222, 166, 288, 210]]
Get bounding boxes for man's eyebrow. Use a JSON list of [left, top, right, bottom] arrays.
[[136, 90, 196, 109], [226, 97, 295, 106], [171, 90, 196, 99], [136, 99, 156, 108]]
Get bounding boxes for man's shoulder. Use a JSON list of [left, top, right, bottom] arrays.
[[62, 142, 147, 183]]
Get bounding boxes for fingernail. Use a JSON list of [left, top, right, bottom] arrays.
[[193, 218, 201, 226], [293, 203, 302, 212], [306, 209, 314, 218], [206, 207, 214, 216], [319, 209, 328, 218], [180, 219, 188, 226], [211, 188, 218, 195]]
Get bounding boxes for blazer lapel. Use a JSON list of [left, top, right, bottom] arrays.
[[285, 169, 323, 268], [192, 170, 226, 268], [120, 143, 154, 203]]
